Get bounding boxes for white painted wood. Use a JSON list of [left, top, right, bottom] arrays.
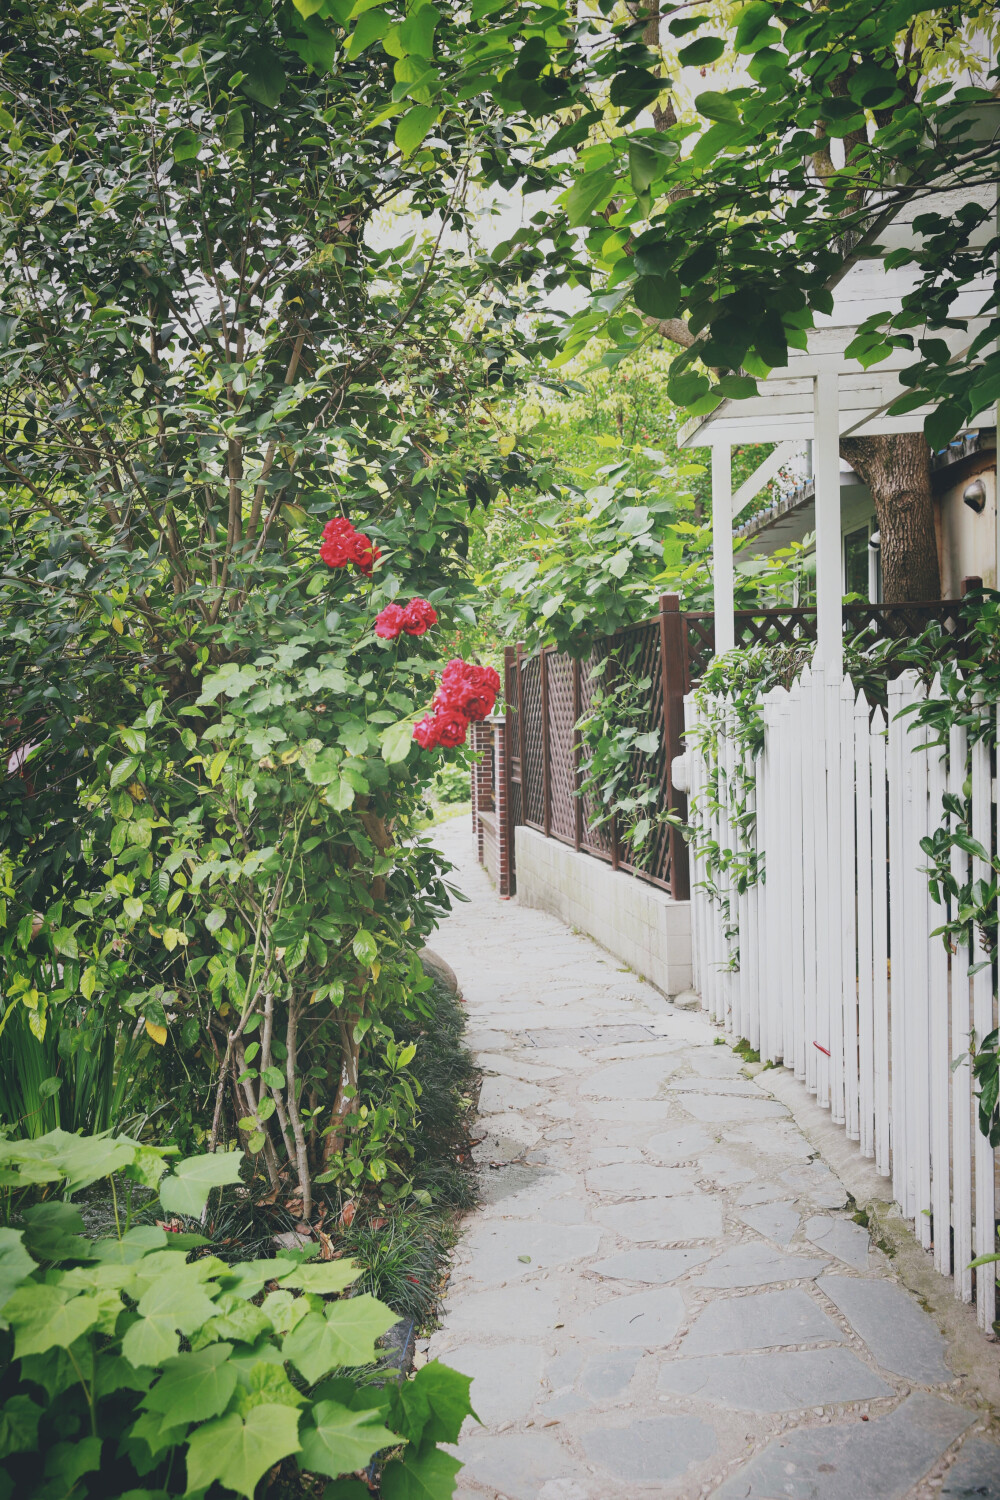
[[887, 675, 909, 1214], [855, 690, 874, 1156], [812, 373, 843, 675], [732, 441, 801, 516], [840, 673, 858, 1138], [712, 448, 735, 656], [870, 707, 891, 1178], [971, 709, 996, 1330], [949, 716, 974, 1302], [926, 686, 951, 1277], [907, 678, 932, 1250]]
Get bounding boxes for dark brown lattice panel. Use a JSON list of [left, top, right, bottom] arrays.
[[579, 645, 614, 858], [613, 623, 672, 889], [683, 614, 716, 684], [520, 653, 545, 829], [545, 651, 577, 844], [843, 600, 969, 646]]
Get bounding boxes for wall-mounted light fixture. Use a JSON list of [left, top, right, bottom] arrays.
[[963, 478, 987, 514], [868, 530, 881, 551]]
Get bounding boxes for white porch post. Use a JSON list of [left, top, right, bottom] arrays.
[[712, 443, 735, 654], [813, 371, 842, 675]]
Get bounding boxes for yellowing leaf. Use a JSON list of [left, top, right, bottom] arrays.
[[145, 1020, 167, 1046]]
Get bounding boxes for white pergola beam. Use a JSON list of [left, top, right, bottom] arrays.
[[814, 371, 843, 673]]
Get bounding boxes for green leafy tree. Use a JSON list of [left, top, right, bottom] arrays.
[[0, 0, 540, 1208]]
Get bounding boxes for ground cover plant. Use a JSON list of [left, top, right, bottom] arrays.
[[0, 1132, 476, 1498]]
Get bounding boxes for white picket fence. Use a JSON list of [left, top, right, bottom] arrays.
[[685, 667, 998, 1329]]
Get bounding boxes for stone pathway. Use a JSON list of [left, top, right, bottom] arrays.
[[425, 818, 1000, 1500]]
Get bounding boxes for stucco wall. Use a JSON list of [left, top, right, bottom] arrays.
[[514, 825, 691, 996]]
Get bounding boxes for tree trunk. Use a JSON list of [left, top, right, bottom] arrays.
[[838, 433, 940, 603]]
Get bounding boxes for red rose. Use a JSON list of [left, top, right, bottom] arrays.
[[375, 603, 407, 640], [319, 516, 380, 575], [402, 598, 438, 636], [436, 659, 500, 722], [430, 705, 470, 748], [413, 713, 441, 749]]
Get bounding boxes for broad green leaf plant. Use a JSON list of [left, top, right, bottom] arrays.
[[0, 1133, 476, 1498]]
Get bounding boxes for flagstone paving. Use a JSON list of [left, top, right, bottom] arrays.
[[425, 819, 1000, 1499]]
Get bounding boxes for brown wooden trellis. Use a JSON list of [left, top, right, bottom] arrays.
[[502, 595, 971, 900]]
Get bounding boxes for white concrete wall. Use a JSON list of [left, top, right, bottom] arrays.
[[514, 826, 691, 996]]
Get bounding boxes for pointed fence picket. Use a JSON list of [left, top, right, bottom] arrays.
[[685, 669, 998, 1327]]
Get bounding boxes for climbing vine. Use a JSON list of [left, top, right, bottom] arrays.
[[576, 646, 669, 864]]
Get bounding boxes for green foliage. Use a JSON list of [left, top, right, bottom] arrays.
[[576, 649, 669, 862], [0, 1133, 475, 1498], [0, 0, 545, 1214]]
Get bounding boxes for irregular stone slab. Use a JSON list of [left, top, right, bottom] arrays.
[[584, 1163, 699, 1198], [728, 1121, 813, 1158], [444, 1342, 544, 1426], [680, 1094, 788, 1122], [682, 1288, 843, 1355], [583, 1099, 677, 1124], [479, 1075, 546, 1113], [580, 1057, 679, 1099], [740, 1201, 800, 1245], [588, 1146, 643, 1165], [806, 1215, 873, 1270], [737, 1180, 795, 1206], [646, 1124, 716, 1162], [782, 1162, 849, 1208], [477, 1052, 564, 1082], [685, 1049, 746, 1079], [941, 1437, 1000, 1498], [593, 1194, 723, 1244], [817, 1275, 952, 1384], [525, 1023, 657, 1047], [577, 1349, 639, 1399], [439, 1281, 562, 1335], [458, 1221, 603, 1285], [696, 1152, 755, 1187], [584, 1287, 685, 1346], [656, 1347, 892, 1411], [713, 1392, 975, 1499], [457, 1431, 576, 1500], [582, 1414, 717, 1483], [692, 1241, 828, 1288], [592, 1247, 715, 1283], [667, 1076, 761, 1095]]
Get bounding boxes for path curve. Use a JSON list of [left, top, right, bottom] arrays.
[[426, 817, 999, 1500]]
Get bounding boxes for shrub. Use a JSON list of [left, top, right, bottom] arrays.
[[0, 1132, 475, 1499]]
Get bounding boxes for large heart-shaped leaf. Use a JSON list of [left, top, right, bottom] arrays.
[[2, 1284, 99, 1358], [283, 1296, 396, 1383], [158, 1150, 243, 1216], [298, 1400, 399, 1478], [142, 1344, 237, 1430], [380, 1448, 463, 1500], [185, 1403, 301, 1500]]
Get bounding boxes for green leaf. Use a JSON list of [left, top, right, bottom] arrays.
[[381, 719, 414, 764], [185, 1404, 302, 1500], [694, 90, 740, 123], [561, 167, 616, 228], [142, 1344, 237, 1430], [352, 929, 378, 966], [172, 128, 200, 161], [380, 1447, 463, 1500], [735, 1, 781, 52], [395, 106, 438, 156], [52, 926, 79, 959], [281, 1260, 362, 1295], [283, 1296, 397, 1383], [391, 1361, 476, 1452], [241, 46, 286, 107], [158, 1150, 244, 1216], [2, 1284, 99, 1358], [298, 1400, 399, 1478], [678, 36, 725, 66], [110, 755, 139, 788], [0, 1229, 36, 1309], [0, 1394, 43, 1459], [347, 8, 390, 59], [633, 274, 680, 320]]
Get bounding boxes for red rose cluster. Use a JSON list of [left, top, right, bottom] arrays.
[[319, 516, 380, 576], [374, 598, 438, 640], [413, 659, 501, 750]]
